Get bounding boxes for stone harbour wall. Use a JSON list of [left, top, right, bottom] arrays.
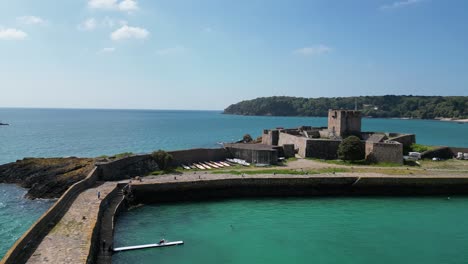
[[131, 176, 468, 204], [0, 168, 100, 264]]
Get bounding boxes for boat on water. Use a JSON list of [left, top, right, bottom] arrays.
[[0, 122, 9, 126]]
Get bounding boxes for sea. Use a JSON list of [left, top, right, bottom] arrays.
[[0, 108, 467, 261]]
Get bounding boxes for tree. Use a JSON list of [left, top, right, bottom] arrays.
[[242, 134, 253, 143], [337, 136, 364, 161], [151, 150, 173, 170]]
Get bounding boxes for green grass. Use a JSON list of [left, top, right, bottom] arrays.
[[150, 167, 184, 175], [409, 143, 435, 153], [212, 167, 349, 175], [309, 158, 402, 167], [114, 152, 134, 159]]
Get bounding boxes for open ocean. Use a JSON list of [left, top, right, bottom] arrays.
[[1, 108, 467, 260]]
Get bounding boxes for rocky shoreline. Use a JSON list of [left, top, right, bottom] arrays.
[[0, 157, 95, 199]]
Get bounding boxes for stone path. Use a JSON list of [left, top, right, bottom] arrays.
[[26, 182, 117, 264]]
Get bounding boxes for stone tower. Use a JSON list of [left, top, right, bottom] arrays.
[[328, 109, 362, 138]]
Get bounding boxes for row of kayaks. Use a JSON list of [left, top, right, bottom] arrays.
[[181, 161, 232, 170], [181, 158, 251, 170]]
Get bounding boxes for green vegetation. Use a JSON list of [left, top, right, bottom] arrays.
[[114, 152, 134, 159], [223, 95, 468, 119], [409, 143, 435, 153], [313, 158, 402, 167], [337, 136, 365, 161], [212, 167, 349, 175], [151, 150, 174, 170], [242, 134, 253, 143]]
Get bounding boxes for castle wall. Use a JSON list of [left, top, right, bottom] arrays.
[[261, 129, 279, 145], [388, 134, 416, 150], [278, 132, 309, 157], [169, 148, 230, 165], [365, 142, 403, 164], [306, 139, 342, 159], [225, 146, 278, 164]]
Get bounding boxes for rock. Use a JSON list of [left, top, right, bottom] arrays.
[[0, 157, 95, 199]]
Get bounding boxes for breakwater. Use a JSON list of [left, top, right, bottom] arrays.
[[130, 175, 468, 204]]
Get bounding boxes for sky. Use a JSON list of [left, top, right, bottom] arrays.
[[0, 0, 467, 110]]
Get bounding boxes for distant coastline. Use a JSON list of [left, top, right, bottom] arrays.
[[224, 95, 468, 120]]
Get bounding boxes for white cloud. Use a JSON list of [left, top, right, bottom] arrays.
[[88, 0, 139, 12], [99, 47, 116, 54], [156, 46, 187, 56], [78, 17, 124, 31], [88, 0, 117, 9], [17, 16, 46, 25], [293, 45, 332, 56], [110, 25, 149, 40], [380, 0, 424, 10], [0, 28, 28, 40], [118, 0, 138, 11], [77, 18, 97, 31]]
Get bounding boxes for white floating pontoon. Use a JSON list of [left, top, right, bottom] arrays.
[[113, 241, 184, 252]]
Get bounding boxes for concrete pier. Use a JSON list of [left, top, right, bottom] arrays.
[[26, 182, 117, 264]]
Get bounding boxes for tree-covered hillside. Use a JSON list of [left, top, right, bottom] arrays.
[[223, 96, 468, 119]]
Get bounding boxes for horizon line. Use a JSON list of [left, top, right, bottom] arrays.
[[0, 106, 224, 112]]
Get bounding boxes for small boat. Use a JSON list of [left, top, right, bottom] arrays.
[[193, 163, 205, 170], [0, 122, 9, 126], [212, 161, 226, 167], [219, 161, 231, 167], [199, 163, 212, 169], [205, 162, 220, 168], [195, 163, 210, 169], [113, 240, 184, 252], [227, 158, 250, 166]]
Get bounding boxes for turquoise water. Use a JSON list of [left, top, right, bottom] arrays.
[[0, 108, 467, 260], [0, 184, 53, 257], [114, 198, 468, 264]]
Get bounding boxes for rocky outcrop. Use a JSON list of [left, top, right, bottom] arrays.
[[0, 157, 95, 199]]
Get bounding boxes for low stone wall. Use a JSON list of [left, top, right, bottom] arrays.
[[449, 147, 468, 155], [169, 148, 230, 165], [98, 155, 158, 181], [421, 146, 468, 159], [0, 168, 99, 264], [87, 185, 119, 264], [130, 176, 468, 204]]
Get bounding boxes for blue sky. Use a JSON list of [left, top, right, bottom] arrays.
[[0, 0, 467, 110]]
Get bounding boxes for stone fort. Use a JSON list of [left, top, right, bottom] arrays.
[[228, 109, 416, 165]]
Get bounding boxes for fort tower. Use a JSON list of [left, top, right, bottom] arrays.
[[328, 109, 362, 138]]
